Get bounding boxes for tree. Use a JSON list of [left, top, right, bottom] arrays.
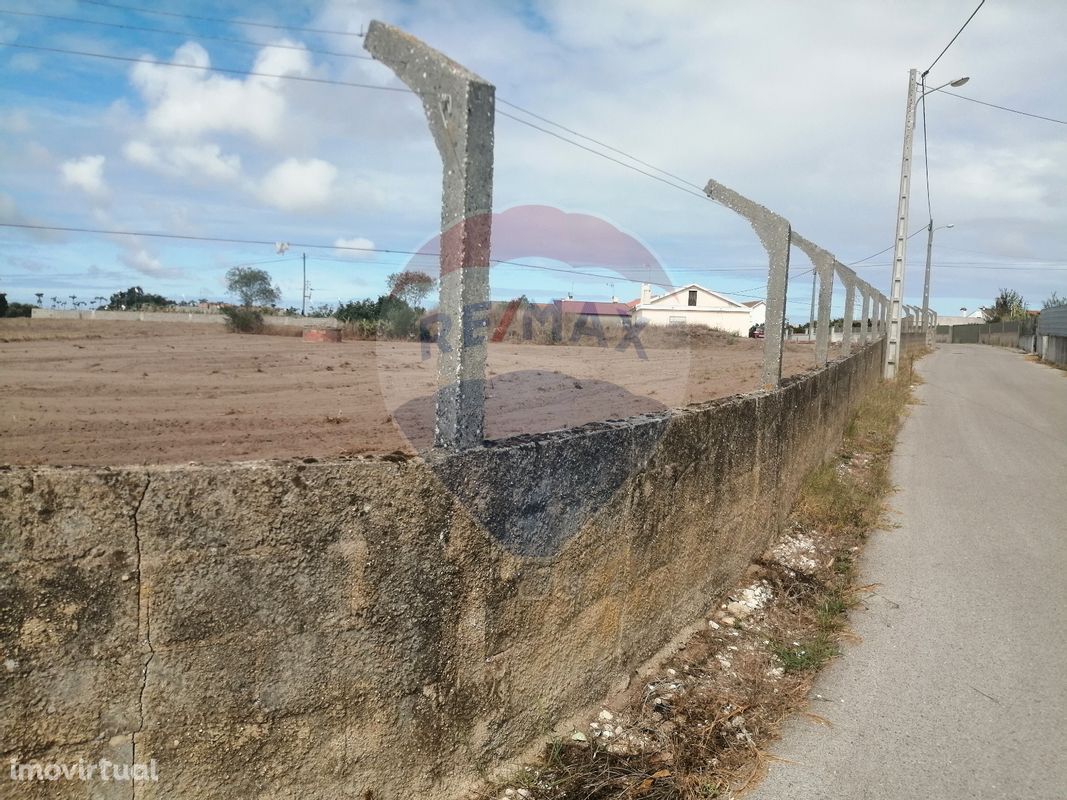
[[386, 270, 435, 309], [225, 267, 280, 308], [986, 288, 1028, 322], [1042, 291, 1067, 310], [107, 286, 173, 310], [34, 293, 44, 307]]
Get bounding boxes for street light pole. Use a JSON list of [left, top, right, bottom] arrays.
[[301, 252, 307, 316], [884, 68, 919, 380], [884, 72, 969, 378], [921, 222, 953, 346]]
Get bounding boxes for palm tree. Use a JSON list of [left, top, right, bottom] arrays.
[[34, 292, 44, 307]]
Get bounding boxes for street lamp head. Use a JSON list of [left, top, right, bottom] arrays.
[[949, 76, 970, 87], [945, 223, 955, 228]]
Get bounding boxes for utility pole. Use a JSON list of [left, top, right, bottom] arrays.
[[884, 68, 918, 380], [301, 252, 307, 316], [921, 221, 933, 346]]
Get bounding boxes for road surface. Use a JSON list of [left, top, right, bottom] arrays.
[[748, 344, 1067, 800]]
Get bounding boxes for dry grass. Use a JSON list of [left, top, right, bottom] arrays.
[[1024, 352, 1067, 374], [475, 353, 923, 800]]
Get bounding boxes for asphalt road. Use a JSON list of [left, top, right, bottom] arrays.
[[748, 344, 1067, 800]]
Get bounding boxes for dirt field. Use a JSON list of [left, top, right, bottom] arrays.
[[0, 319, 830, 466]]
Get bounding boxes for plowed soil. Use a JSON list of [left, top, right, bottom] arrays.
[[0, 319, 827, 466]]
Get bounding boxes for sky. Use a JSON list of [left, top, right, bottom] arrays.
[[1, 0, 1065, 322]]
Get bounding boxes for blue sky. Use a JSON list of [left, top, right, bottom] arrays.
[[1, 0, 1065, 320]]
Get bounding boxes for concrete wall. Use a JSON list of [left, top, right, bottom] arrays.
[[635, 306, 751, 335], [1036, 307, 1067, 366], [1037, 334, 1067, 366], [30, 308, 341, 329], [0, 341, 886, 799]]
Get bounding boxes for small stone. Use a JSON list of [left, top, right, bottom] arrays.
[[707, 620, 720, 629], [3, 659, 17, 672], [598, 709, 614, 723]]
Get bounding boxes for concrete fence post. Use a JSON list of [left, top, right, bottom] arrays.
[[838, 264, 856, 357], [704, 179, 791, 389], [858, 284, 871, 346], [364, 21, 494, 450], [791, 234, 836, 367]]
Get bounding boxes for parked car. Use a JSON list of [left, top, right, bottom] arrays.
[[748, 323, 766, 339]]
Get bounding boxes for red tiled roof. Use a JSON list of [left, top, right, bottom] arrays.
[[557, 300, 631, 317]]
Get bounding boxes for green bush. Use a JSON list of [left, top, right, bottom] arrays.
[[5, 302, 33, 318], [221, 306, 264, 334], [335, 295, 421, 339]]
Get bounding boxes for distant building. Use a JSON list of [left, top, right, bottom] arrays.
[[742, 299, 766, 327], [556, 299, 631, 328], [630, 283, 753, 336]]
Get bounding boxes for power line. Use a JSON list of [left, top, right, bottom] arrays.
[[939, 89, 1067, 126], [76, 0, 363, 38], [496, 109, 712, 203], [2, 42, 405, 92], [7, 39, 730, 207], [0, 8, 374, 60], [0, 221, 686, 290], [920, 75, 933, 223], [923, 0, 986, 78], [497, 99, 706, 193], [847, 225, 931, 266]]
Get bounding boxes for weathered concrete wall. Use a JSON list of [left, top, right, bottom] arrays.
[[901, 331, 926, 356], [0, 341, 886, 799], [1037, 333, 1067, 366], [29, 308, 341, 329]]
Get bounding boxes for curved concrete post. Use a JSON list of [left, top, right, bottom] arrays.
[[704, 179, 790, 389], [835, 262, 857, 357], [365, 21, 494, 450], [791, 234, 835, 367]]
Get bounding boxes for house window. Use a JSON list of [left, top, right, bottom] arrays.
[[688, 290, 697, 307]]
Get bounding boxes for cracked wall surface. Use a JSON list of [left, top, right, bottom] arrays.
[[0, 342, 886, 799]]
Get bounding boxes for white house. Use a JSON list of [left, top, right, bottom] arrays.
[[630, 283, 754, 336], [742, 299, 766, 326]]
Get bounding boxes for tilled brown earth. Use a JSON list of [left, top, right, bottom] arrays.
[[0, 319, 826, 466]]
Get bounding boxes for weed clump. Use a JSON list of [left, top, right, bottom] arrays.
[[221, 306, 264, 334]]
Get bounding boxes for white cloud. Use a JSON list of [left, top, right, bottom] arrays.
[[60, 155, 107, 196], [129, 41, 310, 143], [259, 158, 337, 211], [119, 243, 184, 279], [124, 140, 242, 182], [0, 109, 30, 134], [333, 236, 377, 257]]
